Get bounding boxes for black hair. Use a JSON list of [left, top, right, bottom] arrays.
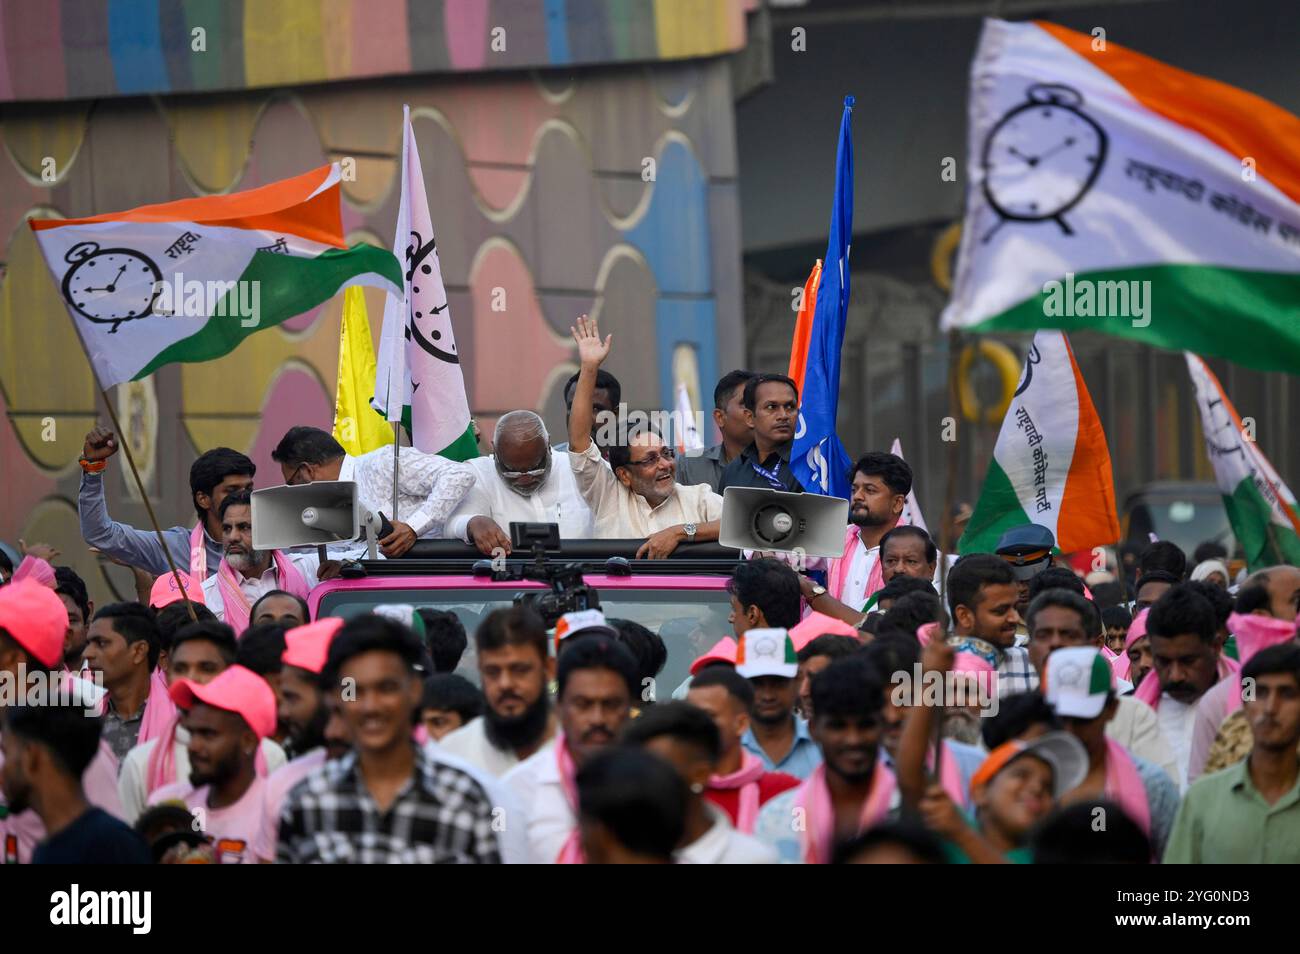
[[218, 487, 253, 522], [250, 590, 311, 625], [0, 548, 12, 577], [421, 673, 485, 722], [880, 590, 944, 643], [1027, 566, 1086, 602], [92, 602, 161, 670], [1146, 584, 1216, 645], [832, 819, 950, 865], [270, 426, 346, 467], [875, 574, 937, 607], [556, 634, 638, 700], [53, 566, 90, 626], [859, 613, 882, 636], [235, 623, 287, 676], [576, 747, 686, 861], [1138, 541, 1187, 580], [945, 553, 1016, 616], [713, 370, 756, 410], [847, 452, 913, 497], [796, 633, 861, 665], [1234, 571, 1274, 615], [1031, 799, 1151, 864], [1135, 569, 1181, 595], [475, 606, 549, 662], [607, 420, 666, 473], [981, 692, 1060, 750], [878, 524, 935, 564], [1101, 605, 1132, 630], [1192, 541, 1229, 565], [621, 699, 722, 763], [686, 666, 755, 709], [189, 447, 255, 522], [863, 634, 921, 683], [170, 621, 238, 666], [1241, 643, 1300, 685], [1026, 588, 1102, 641], [1089, 581, 1126, 610], [323, 613, 427, 687], [727, 558, 801, 629], [155, 601, 217, 654], [1184, 580, 1233, 632], [608, 618, 667, 689], [563, 368, 623, 412], [2, 700, 103, 779], [741, 373, 799, 412], [416, 608, 468, 673], [810, 654, 885, 721]]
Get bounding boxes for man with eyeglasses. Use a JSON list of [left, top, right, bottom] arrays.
[[272, 426, 475, 557], [567, 316, 723, 559], [444, 411, 593, 555]]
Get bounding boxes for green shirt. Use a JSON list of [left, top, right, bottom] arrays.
[[1163, 757, 1300, 863]]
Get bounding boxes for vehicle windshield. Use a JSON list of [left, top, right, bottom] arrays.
[[317, 587, 736, 701], [1125, 493, 1236, 557]]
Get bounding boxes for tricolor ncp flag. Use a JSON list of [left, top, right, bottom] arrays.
[[1185, 353, 1300, 570], [959, 331, 1119, 555], [30, 164, 401, 389], [942, 19, 1300, 375]]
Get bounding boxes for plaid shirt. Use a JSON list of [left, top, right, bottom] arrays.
[[948, 637, 1040, 698], [276, 745, 502, 864]]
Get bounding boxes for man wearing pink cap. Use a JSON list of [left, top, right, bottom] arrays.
[[0, 581, 123, 863], [148, 664, 278, 863], [251, 616, 341, 862], [148, 570, 205, 612]]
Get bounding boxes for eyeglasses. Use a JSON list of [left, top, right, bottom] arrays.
[[288, 462, 312, 485], [497, 448, 551, 478], [627, 447, 676, 467]]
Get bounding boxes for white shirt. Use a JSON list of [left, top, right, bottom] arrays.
[[118, 729, 287, 824], [444, 454, 592, 543], [1105, 695, 1178, 782], [1157, 693, 1197, 792], [200, 551, 320, 624], [841, 542, 879, 609], [339, 445, 476, 538], [676, 803, 777, 864], [570, 442, 723, 538], [501, 738, 568, 863], [437, 716, 537, 779], [422, 742, 530, 864]]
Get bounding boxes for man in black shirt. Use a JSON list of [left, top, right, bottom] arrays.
[[2, 699, 149, 864], [717, 373, 805, 494]]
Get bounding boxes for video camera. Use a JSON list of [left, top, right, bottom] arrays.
[[509, 523, 601, 627]]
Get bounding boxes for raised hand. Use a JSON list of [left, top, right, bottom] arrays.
[[570, 314, 612, 368], [83, 425, 119, 462]]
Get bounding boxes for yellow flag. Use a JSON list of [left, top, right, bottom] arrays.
[[333, 287, 394, 455]]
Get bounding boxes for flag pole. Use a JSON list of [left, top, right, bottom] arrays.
[[391, 421, 400, 523], [932, 328, 965, 773], [97, 385, 198, 622]]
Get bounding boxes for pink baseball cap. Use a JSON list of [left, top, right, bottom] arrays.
[[169, 664, 276, 739], [282, 617, 344, 674], [788, 612, 860, 652], [12, 555, 56, 589], [0, 579, 69, 668], [1124, 608, 1150, 653], [690, 637, 737, 676], [149, 570, 206, 609]]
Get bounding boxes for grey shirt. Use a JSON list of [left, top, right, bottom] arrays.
[[101, 698, 146, 764], [79, 472, 223, 576], [675, 443, 729, 494]]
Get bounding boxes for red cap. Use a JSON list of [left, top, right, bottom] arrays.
[[282, 617, 344, 674], [690, 637, 737, 676], [788, 612, 860, 652], [0, 580, 69, 668], [168, 665, 276, 739], [149, 570, 206, 609]]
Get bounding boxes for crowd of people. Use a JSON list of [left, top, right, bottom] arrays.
[[0, 313, 1297, 864]]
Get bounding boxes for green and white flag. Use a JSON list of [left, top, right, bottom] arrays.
[[1186, 353, 1300, 569]]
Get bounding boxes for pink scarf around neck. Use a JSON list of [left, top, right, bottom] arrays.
[[1103, 737, 1150, 837], [708, 752, 766, 833], [216, 551, 309, 634], [554, 732, 584, 864], [1133, 653, 1240, 710], [189, 523, 209, 582], [794, 758, 896, 865], [145, 706, 269, 795], [827, 527, 887, 610]]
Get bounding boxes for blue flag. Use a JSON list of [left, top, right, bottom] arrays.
[[792, 96, 855, 498]]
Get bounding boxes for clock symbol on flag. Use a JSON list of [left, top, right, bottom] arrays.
[[403, 229, 459, 365], [60, 241, 163, 333]]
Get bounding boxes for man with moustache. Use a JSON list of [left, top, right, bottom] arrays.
[[947, 554, 1038, 697], [503, 633, 638, 863], [439, 607, 558, 777], [568, 316, 722, 558], [147, 664, 278, 863], [677, 370, 757, 493], [444, 411, 592, 556], [199, 491, 326, 633], [755, 655, 897, 863], [717, 374, 803, 493], [736, 629, 822, 781], [53, 567, 92, 671]]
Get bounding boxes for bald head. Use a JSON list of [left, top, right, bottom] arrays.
[[494, 411, 551, 496]]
